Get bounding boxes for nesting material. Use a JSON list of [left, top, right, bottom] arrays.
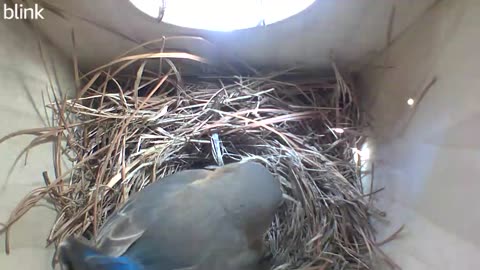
[[0, 49, 391, 269]]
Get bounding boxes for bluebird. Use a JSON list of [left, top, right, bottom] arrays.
[[59, 160, 283, 270]]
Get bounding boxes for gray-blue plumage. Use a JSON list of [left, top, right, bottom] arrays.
[[59, 161, 283, 270]]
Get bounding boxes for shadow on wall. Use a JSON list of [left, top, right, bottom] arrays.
[[358, 1, 480, 269], [26, 0, 438, 72], [0, 10, 74, 269]]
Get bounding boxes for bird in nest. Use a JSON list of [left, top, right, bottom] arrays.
[[58, 160, 284, 270]]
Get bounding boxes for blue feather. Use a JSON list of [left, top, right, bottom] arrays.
[[59, 237, 141, 270], [84, 254, 140, 270]]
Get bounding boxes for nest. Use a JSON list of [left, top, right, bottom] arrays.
[[0, 46, 394, 269]]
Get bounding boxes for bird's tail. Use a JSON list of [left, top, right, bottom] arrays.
[[58, 236, 140, 270]]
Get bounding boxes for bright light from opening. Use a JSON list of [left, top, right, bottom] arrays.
[[332, 128, 345, 134], [129, 0, 316, 31], [352, 145, 371, 164], [407, 98, 415, 106]]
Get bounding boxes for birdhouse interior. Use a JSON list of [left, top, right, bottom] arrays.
[[1, 1, 479, 270]]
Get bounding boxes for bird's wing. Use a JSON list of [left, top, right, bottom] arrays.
[[95, 161, 277, 269], [123, 184, 255, 270], [95, 168, 211, 256]]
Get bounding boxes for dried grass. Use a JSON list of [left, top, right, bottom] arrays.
[[0, 45, 394, 269]]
